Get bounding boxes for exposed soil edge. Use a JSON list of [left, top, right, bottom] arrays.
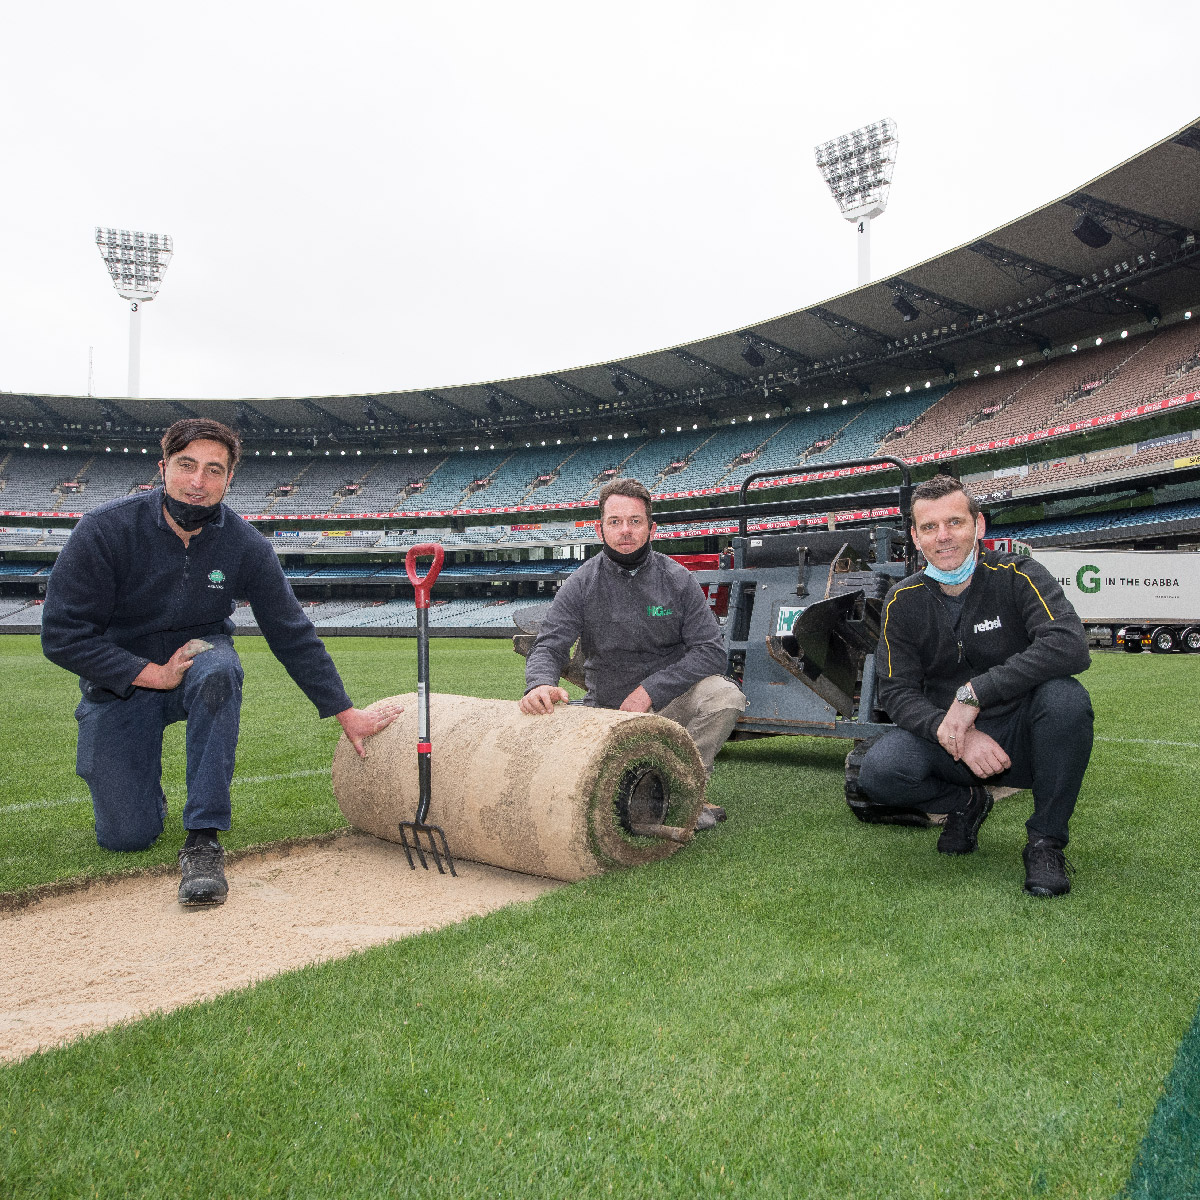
[[0, 827, 366, 916]]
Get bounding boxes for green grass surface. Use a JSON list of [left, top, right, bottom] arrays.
[[1, 635, 1198, 1198], [0, 635, 533, 894]]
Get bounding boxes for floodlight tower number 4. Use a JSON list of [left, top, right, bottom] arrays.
[[95, 227, 174, 398], [814, 119, 899, 286]]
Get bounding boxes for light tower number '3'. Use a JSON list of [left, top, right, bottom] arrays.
[[95, 227, 174, 398]]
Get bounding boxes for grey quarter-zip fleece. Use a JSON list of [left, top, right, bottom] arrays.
[[525, 550, 727, 710]]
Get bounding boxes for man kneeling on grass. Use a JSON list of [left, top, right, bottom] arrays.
[[41, 418, 400, 908], [520, 478, 745, 830], [857, 474, 1093, 897]]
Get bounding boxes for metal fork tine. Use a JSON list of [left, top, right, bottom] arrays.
[[399, 820, 457, 876]]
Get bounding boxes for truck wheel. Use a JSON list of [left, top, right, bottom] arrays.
[[844, 737, 936, 827], [1151, 627, 1176, 654], [1180, 626, 1200, 654]]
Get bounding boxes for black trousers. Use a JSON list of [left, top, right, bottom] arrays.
[[857, 677, 1093, 847]]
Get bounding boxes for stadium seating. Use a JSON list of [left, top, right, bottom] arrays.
[[408, 449, 511, 510], [0, 598, 42, 625], [1000, 497, 1200, 542]]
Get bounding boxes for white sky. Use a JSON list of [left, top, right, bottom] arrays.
[[2, 1, 1198, 403]]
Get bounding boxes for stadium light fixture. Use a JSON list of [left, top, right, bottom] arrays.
[[814, 118, 899, 285], [94, 227, 174, 398], [1071, 212, 1112, 249], [740, 340, 766, 368]]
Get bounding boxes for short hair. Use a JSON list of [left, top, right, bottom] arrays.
[[597, 477, 653, 523], [160, 419, 241, 473], [910, 473, 980, 520]]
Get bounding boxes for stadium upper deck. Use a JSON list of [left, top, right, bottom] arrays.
[[2, 118, 1199, 528]]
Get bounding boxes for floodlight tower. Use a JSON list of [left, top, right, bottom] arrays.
[[95, 227, 174, 398], [814, 119, 899, 286]]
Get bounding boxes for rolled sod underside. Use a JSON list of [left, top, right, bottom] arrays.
[[332, 693, 707, 881]]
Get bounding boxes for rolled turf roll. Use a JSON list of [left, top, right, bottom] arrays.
[[332, 693, 706, 882]]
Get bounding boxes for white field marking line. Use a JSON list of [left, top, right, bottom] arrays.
[[0, 768, 330, 816], [1095, 737, 1200, 749], [0, 798, 88, 815], [231, 769, 329, 786]]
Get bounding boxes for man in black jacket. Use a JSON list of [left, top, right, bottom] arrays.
[[857, 474, 1093, 896], [42, 419, 400, 907]]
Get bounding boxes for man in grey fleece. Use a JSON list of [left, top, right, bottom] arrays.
[[520, 478, 745, 829]]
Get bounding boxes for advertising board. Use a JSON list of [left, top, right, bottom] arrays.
[[1030, 549, 1200, 623]]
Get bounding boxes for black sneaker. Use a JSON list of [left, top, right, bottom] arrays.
[[937, 786, 994, 855], [178, 836, 229, 907], [1023, 838, 1073, 897]]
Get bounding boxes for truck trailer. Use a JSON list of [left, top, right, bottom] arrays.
[[1029, 548, 1200, 653]]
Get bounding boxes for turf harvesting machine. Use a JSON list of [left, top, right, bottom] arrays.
[[514, 456, 947, 827]]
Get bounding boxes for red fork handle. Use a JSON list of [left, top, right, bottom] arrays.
[[405, 543, 445, 609]]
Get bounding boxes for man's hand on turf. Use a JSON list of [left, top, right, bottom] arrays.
[[936, 699, 980, 760], [520, 685, 569, 715], [619, 685, 653, 713], [132, 642, 200, 691], [337, 700, 404, 758], [958, 727, 1011, 778]]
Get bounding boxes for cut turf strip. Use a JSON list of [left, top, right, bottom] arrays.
[[0, 834, 557, 1062]]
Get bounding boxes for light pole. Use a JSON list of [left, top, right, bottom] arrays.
[[95, 227, 174, 398], [814, 119, 899, 286]]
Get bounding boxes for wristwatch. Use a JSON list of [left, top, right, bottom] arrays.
[[955, 682, 980, 708]]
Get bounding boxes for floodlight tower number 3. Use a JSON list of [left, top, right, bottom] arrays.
[[95, 227, 174, 398], [815, 119, 899, 286]]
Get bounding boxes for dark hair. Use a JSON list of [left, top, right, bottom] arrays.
[[910, 473, 980, 520], [597, 478, 653, 522], [160, 419, 241, 472]]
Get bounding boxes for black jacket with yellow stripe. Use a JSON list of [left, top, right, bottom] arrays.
[[875, 550, 1090, 742]]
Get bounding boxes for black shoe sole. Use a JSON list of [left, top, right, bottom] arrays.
[[1023, 881, 1070, 898], [178, 891, 228, 907]]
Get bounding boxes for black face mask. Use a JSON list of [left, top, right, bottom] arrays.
[[161, 483, 223, 532], [601, 537, 652, 569]]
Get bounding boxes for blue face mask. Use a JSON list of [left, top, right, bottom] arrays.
[[924, 532, 978, 586]]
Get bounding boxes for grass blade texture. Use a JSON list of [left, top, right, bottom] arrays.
[[1, 636, 1197, 1198]]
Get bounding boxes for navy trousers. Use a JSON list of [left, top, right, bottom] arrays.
[[857, 677, 1093, 847], [74, 635, 244, 851]]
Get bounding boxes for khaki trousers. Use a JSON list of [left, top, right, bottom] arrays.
[[655, 676, 746, 779]]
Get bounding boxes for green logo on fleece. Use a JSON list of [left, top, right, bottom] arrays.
[[647, 604, 673, 617]]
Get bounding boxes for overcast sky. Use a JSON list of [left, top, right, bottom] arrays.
[[3, 1, 1197, 403]]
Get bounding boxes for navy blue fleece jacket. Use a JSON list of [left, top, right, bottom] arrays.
[[41, 490, 352, 717]]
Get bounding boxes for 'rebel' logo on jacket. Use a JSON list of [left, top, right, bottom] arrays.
[[973, 615, 1002, 634]]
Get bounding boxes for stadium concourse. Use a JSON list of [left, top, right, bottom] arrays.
[[2, 118, 1200, 631]]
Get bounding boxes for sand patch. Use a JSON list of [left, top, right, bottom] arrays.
[[0, 834, 559, 1063]]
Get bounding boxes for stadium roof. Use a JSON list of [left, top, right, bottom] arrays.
[[4, 118, 1200, 445]]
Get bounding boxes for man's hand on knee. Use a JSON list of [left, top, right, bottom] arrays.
[[132, 642, 200, 691], [520, 685, 569, 715], [936, 699, 980, 760], [959, 728, 1011, 778]]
